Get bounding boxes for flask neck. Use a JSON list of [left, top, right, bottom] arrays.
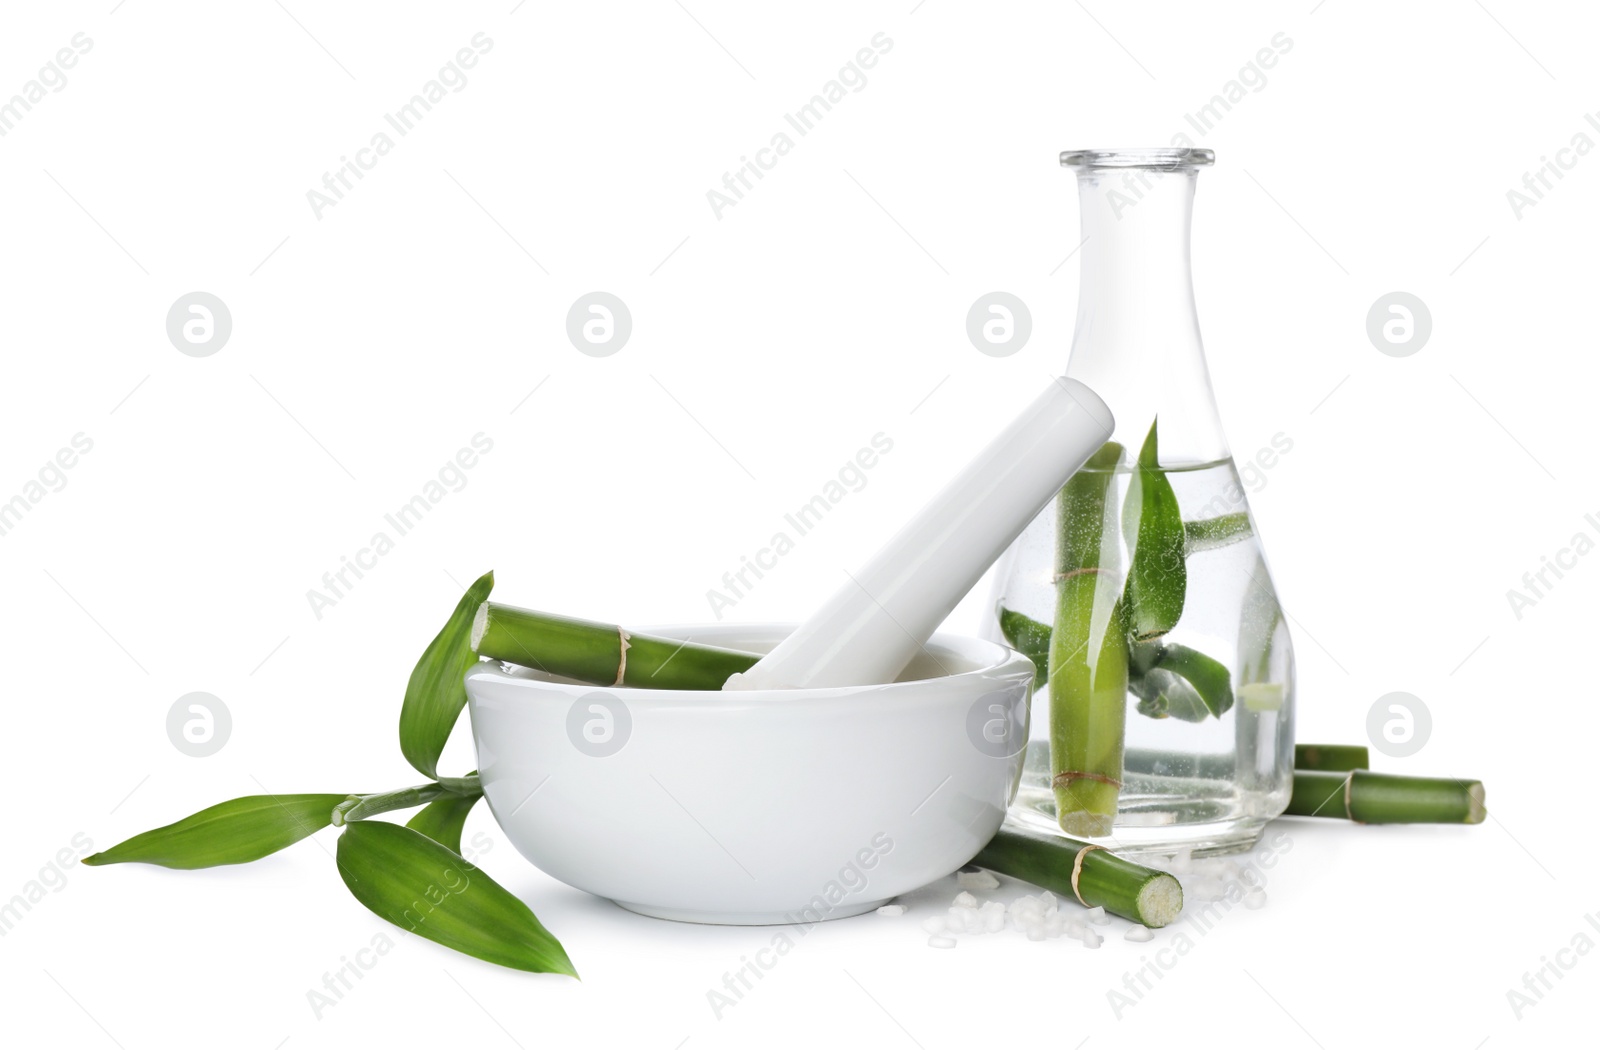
[[1065, 161, 1228, 464]]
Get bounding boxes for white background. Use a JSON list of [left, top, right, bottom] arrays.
[[2, 1, 1595, 1046]]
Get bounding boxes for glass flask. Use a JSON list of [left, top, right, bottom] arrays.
[[986, 148, 1295, 856]]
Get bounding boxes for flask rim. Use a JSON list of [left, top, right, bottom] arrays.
[[1061, 148, 1215, 171]]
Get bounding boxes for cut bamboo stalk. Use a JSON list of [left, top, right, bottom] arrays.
[[1286, 770, 1485, 824], [972, 823, 1182, 927], [1293, 743, 1370, 772], [471, 602, 757, 689]]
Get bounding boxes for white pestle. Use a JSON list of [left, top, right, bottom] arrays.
[[723, 377, 1113, 691]]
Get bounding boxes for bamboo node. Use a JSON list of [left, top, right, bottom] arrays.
[[1071, 844, 1104, 907], [1052, 771, 1123, 789], [1343, 770, 1360, 823], [615, 628, 631, 687]]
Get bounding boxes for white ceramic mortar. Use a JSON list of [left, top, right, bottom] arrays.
[[466, 624, 1033, 924]]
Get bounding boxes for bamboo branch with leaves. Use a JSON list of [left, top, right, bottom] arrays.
[[85, 570, 578, 978], [1002, 418, 1247, 836]]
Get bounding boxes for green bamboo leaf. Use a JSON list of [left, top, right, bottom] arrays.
[[1183, 511, 1252, 556], [998, 607, 1052, 691], [82, 794, 348, 869], [1152, 642, 1233, 718], [1131, 667, 1210, 722], [336, 821, 576, 977], [1122, 420, 1186, 641], [406, 789, 481, 854], [401, 570, 495, 780]]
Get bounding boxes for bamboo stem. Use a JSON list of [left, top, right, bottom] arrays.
[[972, 823, 1182, 927], [331, 782, 453, 826], [472, 602, 758, 689], [1293, 743, 1370, 772], [1286, 770, 1485, 824], [1049, 443, 1127, 837]]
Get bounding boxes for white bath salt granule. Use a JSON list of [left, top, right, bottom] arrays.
[[952, 891, 978, 909], [1080, 928, 1103, 949], [921, 916, 947, 935], [1026, 925, 1047, 942], [876, 904, 906, 916], [1038, 890, 1057, 908], [957, 869, 1001, 891], [1169, 848, 1194, 874], [1243, 889, 1267, 910], [1044, 913, 1064, 938], [1125, 924, 1155, 943], [1084, 905, 1110, 925], [928, 935, 957, 949]]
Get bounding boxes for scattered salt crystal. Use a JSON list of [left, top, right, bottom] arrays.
[[928, 935, 956, 949], [984, 909, 1006, 933], [1170, 848, 1193, 874], [920, 916, 946, 935], [1243, 889, 1267, 910], [1026, 925, 1047, 941], [1044, 913, 1063, 937], [1038, 890, 1057, 907], [876, 904, 905, 916], [957, 869, 1000, 891], [1081, 928, 1102, 949], [1125, 925, 1154, 943], [952, 891, 978, 908], [1085, 905, 1109, 925], [963, 909, 984, 934]]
